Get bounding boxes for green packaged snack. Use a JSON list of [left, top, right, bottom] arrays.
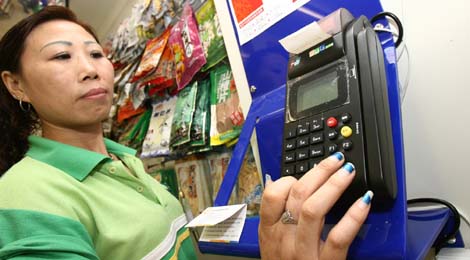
[[120, 109, 152, 151], [209, 64, 244, 146], [196, 0, 227, 71], [170, 81, 198, 147], [190, 78, 211, 147]]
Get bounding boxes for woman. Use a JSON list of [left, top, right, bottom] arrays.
[[0, 6, 371, 260]]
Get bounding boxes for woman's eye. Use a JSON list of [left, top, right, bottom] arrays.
[[53, 53, 71, 60], [91, 52, 104, 58]]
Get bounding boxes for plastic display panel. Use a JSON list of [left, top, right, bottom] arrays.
[[198, 0, 411, 259]]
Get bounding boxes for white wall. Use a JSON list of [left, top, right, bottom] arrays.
[[380, 0, 470, 246]]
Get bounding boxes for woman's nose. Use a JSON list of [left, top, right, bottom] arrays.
[[78, 55, 99, 82]]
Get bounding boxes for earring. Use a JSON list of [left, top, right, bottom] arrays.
[[19, 99, 31, 112]]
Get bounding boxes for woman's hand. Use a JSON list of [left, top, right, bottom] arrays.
[[259, 152, 372, 260]]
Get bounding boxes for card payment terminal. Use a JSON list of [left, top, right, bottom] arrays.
[[281, 8, 397, 205]]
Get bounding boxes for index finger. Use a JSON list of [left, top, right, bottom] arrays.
[[285, 153, 345, 221], [320, 191, 373, 259]]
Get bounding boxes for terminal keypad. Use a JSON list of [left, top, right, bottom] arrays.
[[282, 113, 354, 177]]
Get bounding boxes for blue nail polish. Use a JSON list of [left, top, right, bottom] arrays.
[[265, 174, 272, 183], [332, 152, 343, 161], [343, 162, 355, 173], [362, 191, 374, 205]]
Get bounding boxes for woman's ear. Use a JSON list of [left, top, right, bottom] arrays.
[[1, 71, 31, 102]]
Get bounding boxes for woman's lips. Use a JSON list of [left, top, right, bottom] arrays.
[[81, 88, 108, 99]]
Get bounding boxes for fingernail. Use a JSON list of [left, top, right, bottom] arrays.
[[359, 190, 374, 209], [265, 174, 273, 186], [331, 152, 344, 161], [342, 162, 355, 174]]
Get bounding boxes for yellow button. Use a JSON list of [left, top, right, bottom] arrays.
[[137, 186, 144, 193], [108, 167, 116, 174], [341, 126, 353, 138]]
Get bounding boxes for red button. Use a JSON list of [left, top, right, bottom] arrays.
[[326, 117, 338, 128]]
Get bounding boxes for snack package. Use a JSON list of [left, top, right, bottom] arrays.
[[131, 27, 171, 83], [237, 146, 263, 216], [126, 109, 152, 151], [116, 114, 142, 147], [169, 3, 207, 91], [209, 64, 245, 146], [175, 156, 212, 216], [190, 78, 211, 147], [141, 44, 176, 96], [141, 96, 177, 158], [170, 81, 198, 147], [196, 0, 227, 71], [207, 151, 238, 204], [117, 98, 147, 123], [117, 109, 152, 151]]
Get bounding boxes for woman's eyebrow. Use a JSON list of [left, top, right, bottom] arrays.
[[39, 40, 72, 52], [84, 40, 100, 46]]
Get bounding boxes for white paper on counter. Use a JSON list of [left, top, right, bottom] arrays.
[[185, 204, 246, 227], [279, 22, 331, 54], [199, 205, 247, 243], [185, 204, 247, 243]]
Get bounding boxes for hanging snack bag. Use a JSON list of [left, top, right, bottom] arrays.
[[175, 156, 212, 216], [190, 78, 211, 147], [117, 97, 147, 123], [141, 45, 176, 96], [207, 151, 238, 204], [209, 64, 245, 146], [169, 3, 207, 91], [196, 0, 227, 71], [141, 96, 177, 158], [170, 81, 198, 147], [118, 109, 152, 151], [238, 146, 263, 216], [131, 27, 171, 83]]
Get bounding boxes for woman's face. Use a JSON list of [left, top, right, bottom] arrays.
[[17, 19, 114, 130]]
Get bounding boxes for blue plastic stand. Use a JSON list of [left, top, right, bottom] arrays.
[[407, 208, 450, 260], [198, 1, 455, 259]]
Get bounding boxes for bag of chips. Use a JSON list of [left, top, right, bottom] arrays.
[[168, 3, 206, 91], [141, 44, 176, 96], [131, 27, 171, 83], [117, 97, 147, 123], [196, 0, 227, 71]]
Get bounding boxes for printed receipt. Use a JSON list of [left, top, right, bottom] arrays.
[[185, 204, 247, 243]]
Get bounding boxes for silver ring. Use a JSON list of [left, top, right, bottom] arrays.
[[281, 209, 297, 224]]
